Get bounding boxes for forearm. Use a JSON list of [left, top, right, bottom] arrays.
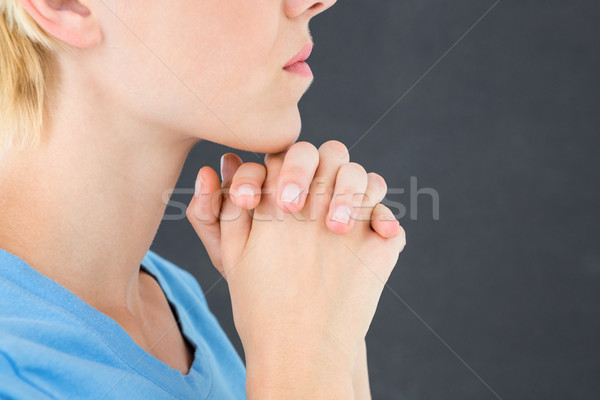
[[245, 342, 355, 399], [352, 339, 372, 400], [246, 361, 354, 399], [244, 339, 371, 400]]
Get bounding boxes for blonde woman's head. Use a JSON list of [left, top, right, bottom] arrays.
[[1, 0, 336, 154]]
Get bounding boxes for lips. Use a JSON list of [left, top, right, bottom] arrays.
[[284, 42, 314, 68]]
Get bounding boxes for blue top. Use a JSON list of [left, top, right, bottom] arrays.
[[0, 247, 247, 399]]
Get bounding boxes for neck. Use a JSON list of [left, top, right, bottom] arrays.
[[0, 67, 200, 315]]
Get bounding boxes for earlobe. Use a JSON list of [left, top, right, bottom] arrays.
[[18, 0, 102, 48]]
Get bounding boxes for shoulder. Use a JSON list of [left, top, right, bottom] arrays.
[[140, 250, 247, 379], [141, 249, 209, 309]]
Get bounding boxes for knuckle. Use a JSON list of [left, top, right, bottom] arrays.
[[338, 164, 368, 194], [291, 140, 318, 155], [243, 161, 265, 170], [376, 203, 392, 215], [367, 172, 387, 192], [372, 202, 388, 218], [319, 140, 349, 158], [343, 161, 367, 176]]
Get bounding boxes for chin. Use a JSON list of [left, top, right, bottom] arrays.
[[258, 131, 301, 154], [225, 107, 303, 155]]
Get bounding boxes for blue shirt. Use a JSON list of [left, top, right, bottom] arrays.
[[0, 247, 246, 399]]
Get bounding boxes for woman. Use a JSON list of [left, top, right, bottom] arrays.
[[0, 0, 406, 398]]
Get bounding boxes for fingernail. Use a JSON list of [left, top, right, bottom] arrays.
[[332, 205, 352, 224], [220, 154, 226, 179], [236, 184, 255, 199], [281, 183, 301, 204]]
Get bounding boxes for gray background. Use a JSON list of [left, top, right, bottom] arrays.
[[152, 1, 600, 399]]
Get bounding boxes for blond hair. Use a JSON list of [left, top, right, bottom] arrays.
[[0, 0, 67, 151]]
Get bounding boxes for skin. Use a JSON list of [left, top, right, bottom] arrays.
[[0, 0, 405, 397], [189, 142, 404, 399], [189, 144, 402, 398]]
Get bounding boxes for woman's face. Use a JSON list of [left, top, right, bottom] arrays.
[[86, 0, 337, 153]]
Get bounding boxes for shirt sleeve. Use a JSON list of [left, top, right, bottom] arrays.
[[0, 353, 54, 400]]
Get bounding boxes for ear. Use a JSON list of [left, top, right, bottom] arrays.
[[19, 0, 102, 48]]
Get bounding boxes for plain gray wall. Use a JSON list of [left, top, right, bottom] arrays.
[[151, 1, 600, 399]]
